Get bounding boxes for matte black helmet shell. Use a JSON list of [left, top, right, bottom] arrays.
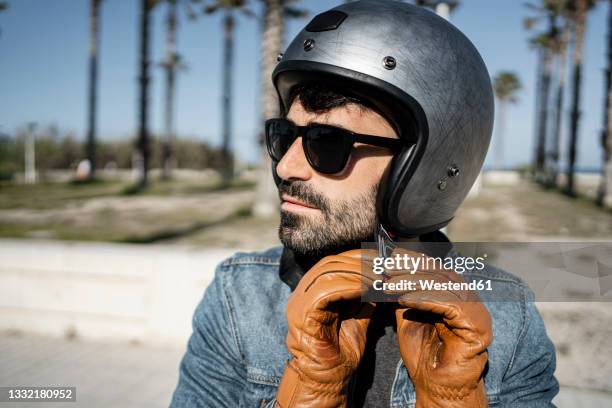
[[272, 0, 494, 237]]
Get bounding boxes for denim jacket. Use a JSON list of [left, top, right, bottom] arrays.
[[170, 246, 559, 407]]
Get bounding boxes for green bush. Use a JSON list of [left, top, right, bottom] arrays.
[[0, 125, 227, 174]]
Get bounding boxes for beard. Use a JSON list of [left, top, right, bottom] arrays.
[[278, 180, 378, 257]]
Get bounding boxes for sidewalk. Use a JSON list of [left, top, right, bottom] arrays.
[[0, 331, 184, 408], [1, 331, 612, 408], [2, 177, 612, 406]]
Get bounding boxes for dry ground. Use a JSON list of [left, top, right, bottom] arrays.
[[2, 176, 612, 397], [448, 181, 612, 241], [4, 176, 612, 248]]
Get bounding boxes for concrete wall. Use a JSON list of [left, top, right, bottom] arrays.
[[0, 239, 234, 345], [2, 238, 611, 394]]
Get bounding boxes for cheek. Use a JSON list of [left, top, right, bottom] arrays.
[[348, 154, 392, 188]]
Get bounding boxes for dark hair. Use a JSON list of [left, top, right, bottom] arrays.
[[287, 82, 375, 115], [285, 82, 401, 137]]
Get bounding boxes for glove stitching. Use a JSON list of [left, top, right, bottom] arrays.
[[426, 380, 480, 400], [304, 270, 373, 293]]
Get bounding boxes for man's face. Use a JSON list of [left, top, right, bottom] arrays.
[[276, 98, 399, 255]]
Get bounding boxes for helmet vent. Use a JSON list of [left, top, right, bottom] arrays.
[[305, 10, 348, 32]]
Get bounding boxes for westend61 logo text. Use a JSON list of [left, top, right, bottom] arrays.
[[369, 253, 493, 293], [372, 253, 487, 274]]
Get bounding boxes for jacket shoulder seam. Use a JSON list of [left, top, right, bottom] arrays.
[[501, 285, 529, 380], [220, 258, 280, 267], [464, 271, 528, 287], [218, 248, 283, 267], [218, 267, 247, 366]]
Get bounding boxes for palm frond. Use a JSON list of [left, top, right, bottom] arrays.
[[523, 1, 544, 12], [285, 6, 308, 19], [523, 16, 540, 30], [493, 71, 522, 103], [239, 6, 256, 18]]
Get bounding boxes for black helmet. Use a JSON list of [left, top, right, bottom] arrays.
[[272, 0, 494, 237]]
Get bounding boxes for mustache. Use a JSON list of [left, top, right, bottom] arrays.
[[278, 180, 331, 213]]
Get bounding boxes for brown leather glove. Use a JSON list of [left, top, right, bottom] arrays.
[[386, 249, 493, 408], [275, 250, 376, 408]]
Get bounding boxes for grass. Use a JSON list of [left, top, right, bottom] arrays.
[[449, 181, 612, 241], [0, 176, 262, 245], [118, 205, 253, 244], [0, 205, 254, 244], [0, 179, 129, 210], [121, 177, 255, 196], [0, 176, 256, 209]]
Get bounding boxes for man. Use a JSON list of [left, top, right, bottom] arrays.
[[170, 1, 559, 407]]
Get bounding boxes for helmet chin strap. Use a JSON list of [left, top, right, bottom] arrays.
[[375, 220, 397, 258]]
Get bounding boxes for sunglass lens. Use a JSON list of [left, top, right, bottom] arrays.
[[304, 127, 351, 174], [266, 120, 296, 161]]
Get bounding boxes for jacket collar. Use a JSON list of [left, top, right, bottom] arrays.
[[279, 230, 451, 291]]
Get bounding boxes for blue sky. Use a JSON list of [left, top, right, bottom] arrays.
[[0, 0, 608, 169]]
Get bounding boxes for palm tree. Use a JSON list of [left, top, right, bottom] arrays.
[[548, 11, 571, 188], [0, 1, 8, 38], [597, 0, 612, 208], [253, 0, 285, 217], [159, 0, 195, 179], [161, 0, 179, 180], [135, 0, 159, 190], [533, 33, 554, 179], [203, 0, 254, 185], [524, 2, 559, 181], [415, 0, 459, 20], [253, 0, 307, 217], [86, 0, 102, 181], [527, 29, 545, 177], [492, 72, 522, 170], [565, 0, 596, 196], [528, 0, 572, 187]]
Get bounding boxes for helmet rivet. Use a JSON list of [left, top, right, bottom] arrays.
[[447, 165, 459, 177], [277, 53, 284, 62], [303, 39, 315, 51], [383, 56, 396, 70], [438, 180, 447, 191]]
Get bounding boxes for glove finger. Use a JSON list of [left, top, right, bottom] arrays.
[[296, 251, 376, 294], [289, 266, 371, 319], [394, 307, 436, 374], [397, 293, 492, 355]]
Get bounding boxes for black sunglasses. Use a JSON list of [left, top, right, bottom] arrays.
[[265, 118, 404, 174]]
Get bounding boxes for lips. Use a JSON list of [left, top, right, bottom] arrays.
[[281, 194, 318, 209]]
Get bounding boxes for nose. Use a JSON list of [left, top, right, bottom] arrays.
[[275, 137, 313, 182]]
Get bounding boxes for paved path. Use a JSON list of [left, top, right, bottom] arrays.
[[2, 179, 612, 406], [0, 332, 184, 408], [2, 331, 612, 407]]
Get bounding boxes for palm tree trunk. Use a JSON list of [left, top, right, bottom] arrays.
[[598, 0, 612, 208], [494, 100, 506, 170], [137, 0, 152, 190], [548, 18, 570, 188], [221, 11, 234, 184], [536, 46, 553, 180], [532, 47, 544, 176], [253, 0, 284, 217], [566, 1, 587, 196], [86, 0, 101, 180], [162, 0, 178, 179]]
